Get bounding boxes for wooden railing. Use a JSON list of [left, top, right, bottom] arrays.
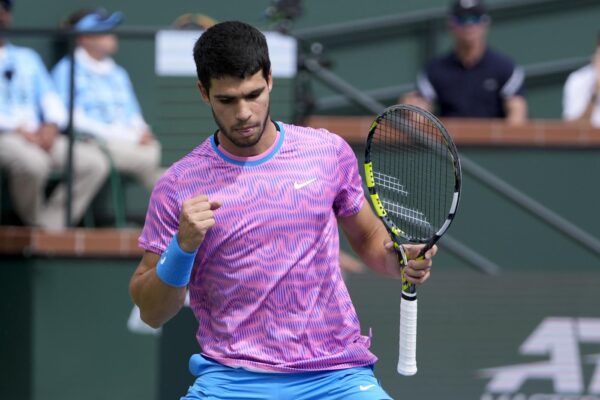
[[305, 116, 600, 147], [0, 226, 142, 257]]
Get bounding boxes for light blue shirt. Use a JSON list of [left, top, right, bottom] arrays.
[[52, 48, 147, 143], [0, 43, 67, 132]]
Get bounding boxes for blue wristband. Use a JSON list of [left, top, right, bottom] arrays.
[[156, 234, 198, 287]]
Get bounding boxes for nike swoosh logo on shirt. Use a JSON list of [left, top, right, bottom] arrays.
[[359, 384, 376, 391], [294, 178, 317, 190]]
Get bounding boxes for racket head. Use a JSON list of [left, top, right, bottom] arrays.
[[364, 104, 462, 250]]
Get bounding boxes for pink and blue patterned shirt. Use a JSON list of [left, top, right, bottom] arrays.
[[139, 121, 377, 372]]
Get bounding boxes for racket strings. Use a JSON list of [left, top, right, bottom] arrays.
[[372, 172, 431, 227], [373, 172, 408, 195], [371, 108, 455, 242], [380, 198, 431, 228]]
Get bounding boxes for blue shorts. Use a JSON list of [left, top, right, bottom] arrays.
[[181, 354, 393, 400]]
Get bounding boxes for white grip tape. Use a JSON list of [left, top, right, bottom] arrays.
[[397, 297, 418, 376]]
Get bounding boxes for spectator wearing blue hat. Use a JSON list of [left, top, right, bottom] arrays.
[[401, 0, 528, 124], [0, 0, 109, 229], [52, 8, 163, 193]]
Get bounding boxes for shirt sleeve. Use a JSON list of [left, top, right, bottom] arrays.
[[332, 134, 365, 217], [120, 68, 145, 121], [31, 53, 67, 129], [138, 171, 181, 254], [416, 70, 438, 101], [53, 60, 146, 142], [50, 58, 69, 104], [120, 68, 148, 140], [499, 65, 526, 98]]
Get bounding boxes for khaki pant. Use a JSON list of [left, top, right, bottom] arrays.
[[0, 133, 110, 230], [101, 139, 164, 191]]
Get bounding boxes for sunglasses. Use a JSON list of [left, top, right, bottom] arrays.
[[452, 14, 487, 25]]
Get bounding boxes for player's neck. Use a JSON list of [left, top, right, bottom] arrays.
[[79, 46, 109, 62], [455, 42, 486, 68]]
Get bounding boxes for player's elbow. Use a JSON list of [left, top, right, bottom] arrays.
[[133, 294, 185, 329], [139, 309, 166, 329], [505, 95, 528, 125], [129, 290, 168, 329]]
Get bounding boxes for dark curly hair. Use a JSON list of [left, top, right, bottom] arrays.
[[193, 21, 271, 94]]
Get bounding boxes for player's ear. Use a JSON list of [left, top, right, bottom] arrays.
[[197, 81, 210, 103], [267, 69, 273, 93]]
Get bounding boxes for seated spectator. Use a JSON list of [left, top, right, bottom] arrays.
[[562, 32, 600, 127], [0, 0, 109, 229], [402, 0, 528, 124], [52, 8, 163, 192]]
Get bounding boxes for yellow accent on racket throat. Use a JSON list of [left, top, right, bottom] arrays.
[[364, 162, 375, 188], [369, 194, 387, 217]]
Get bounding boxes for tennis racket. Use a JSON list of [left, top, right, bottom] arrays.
[[364, 104, 462, 376]]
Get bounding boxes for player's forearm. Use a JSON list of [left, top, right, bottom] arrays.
[[400, 91, 433, 113], [504, 96, 528, 125], [130, 266, 187, 328], [340, 204, 402, 279], [364, 244, 403, 279], [574, 91, 597, 122], [349, 222, 402, 279]]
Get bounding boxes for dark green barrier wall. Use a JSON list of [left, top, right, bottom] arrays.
[[440, 148, 600, 269], [0, 257, 159, 400], [345, 268, 600, 399]]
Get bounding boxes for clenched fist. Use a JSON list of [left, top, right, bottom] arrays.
[[177, 195, 221, 252]]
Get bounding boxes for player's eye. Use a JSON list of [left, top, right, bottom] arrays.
[[246, 90, 262, 100]]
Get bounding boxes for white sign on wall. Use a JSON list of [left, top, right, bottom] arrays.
[[479, 317, 600, 399], [155, 30, 297, 78]]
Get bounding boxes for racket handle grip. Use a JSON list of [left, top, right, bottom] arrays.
[[397, 295, 418, 376]]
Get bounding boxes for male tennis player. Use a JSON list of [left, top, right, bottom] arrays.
[[130, 21, 437, 400]]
